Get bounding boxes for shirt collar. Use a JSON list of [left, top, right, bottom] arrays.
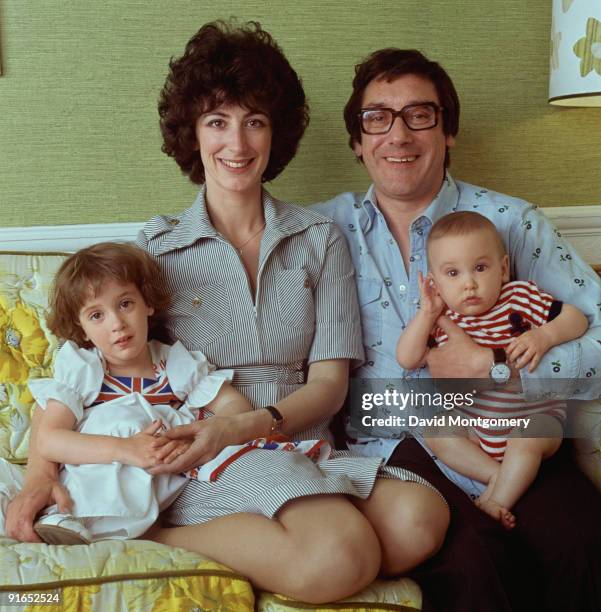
[[358, 172, 460, 234], [151, 186, 327, 255]]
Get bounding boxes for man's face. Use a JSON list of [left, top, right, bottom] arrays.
[[353, 74, 455, 212]]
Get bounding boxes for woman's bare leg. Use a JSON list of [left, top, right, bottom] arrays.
[[353, 480, 450, 576], [146, 494, 381, 604]]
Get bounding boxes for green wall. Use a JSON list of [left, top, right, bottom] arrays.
[[1, 1, 600, 227]]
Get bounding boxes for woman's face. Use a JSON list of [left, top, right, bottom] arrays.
[[195, 103, 272, 202]]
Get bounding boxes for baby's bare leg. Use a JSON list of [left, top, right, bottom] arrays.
[[478, 414, 562, 529], [425, 412, 500, 485]]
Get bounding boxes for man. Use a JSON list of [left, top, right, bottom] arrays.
[[315, 48, 601, 612]]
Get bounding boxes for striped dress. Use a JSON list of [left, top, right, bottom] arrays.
[[433, 280, 567, 460], [138, 189, 441, 524]]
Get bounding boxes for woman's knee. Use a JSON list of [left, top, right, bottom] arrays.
[[379, 485, 450, 576], [279, 498, 381, 602]]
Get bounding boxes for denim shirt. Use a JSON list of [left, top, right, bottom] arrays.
[[314, 174, 601, 494]]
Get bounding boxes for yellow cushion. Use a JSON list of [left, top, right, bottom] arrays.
[[0, 252, 69, 462], [257, 578, 422, 611], [0, 535, 254, 611]]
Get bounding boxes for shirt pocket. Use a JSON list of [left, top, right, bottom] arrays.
[[356, 277, 383, 348], [167, 285, 233, 348], [275, 268, 315, 330]]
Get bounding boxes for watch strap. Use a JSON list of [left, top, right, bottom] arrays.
[[263, 405, 284, 435], [492, 348, 507, 364]]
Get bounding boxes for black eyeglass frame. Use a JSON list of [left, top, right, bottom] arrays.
[[357, 102, 444, 134]]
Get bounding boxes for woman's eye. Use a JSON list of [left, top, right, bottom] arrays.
[[120, 300, 133, 309], [247, 118, 266, 128], [207, 118, 224, 128]]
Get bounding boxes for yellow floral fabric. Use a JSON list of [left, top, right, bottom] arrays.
[[257, 578, 422, 611], [0, 253, 67, 462], [0, 536, 254, 612]]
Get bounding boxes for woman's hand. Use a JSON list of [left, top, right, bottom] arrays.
[[6, 478, 72, 543], [147, 417, 239, 475], [117, 420, 191, 468]]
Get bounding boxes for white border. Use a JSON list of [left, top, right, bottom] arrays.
[[0, 206, 600, 263]]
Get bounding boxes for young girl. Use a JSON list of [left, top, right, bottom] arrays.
[[30, 242, 329, 545], [396, 212, 589, 529]]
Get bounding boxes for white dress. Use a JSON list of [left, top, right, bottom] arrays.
[[28, 340, 233, 540]]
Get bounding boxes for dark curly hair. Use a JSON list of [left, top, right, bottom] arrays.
[[343, 49, 460, 168], [159, 20, 309, 184], [47, 242, 171, 348]]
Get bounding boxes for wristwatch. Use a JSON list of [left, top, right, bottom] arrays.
[[490, 348, 511, 384], [263, 405, 284, 436]]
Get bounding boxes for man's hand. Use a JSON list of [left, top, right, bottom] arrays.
[[506, 328, 553, 373], [427, 316, 493, 378], [6, 479, 72, 543]]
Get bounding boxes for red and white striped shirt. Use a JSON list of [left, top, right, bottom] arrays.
[[434, 281, 566, 460]]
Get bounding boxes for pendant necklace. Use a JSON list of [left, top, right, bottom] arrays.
[[236, 222, 266, 255]]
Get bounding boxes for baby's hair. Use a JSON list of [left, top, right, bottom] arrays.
[[428, 211, 506, 257], [47, 242, 170, 348]]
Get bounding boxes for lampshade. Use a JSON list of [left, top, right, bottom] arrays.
[[549, 0, 601, 106]]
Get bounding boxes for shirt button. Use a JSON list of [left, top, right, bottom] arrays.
[[303, 279, 311, 288], [168, 218, 180, 226], [409, 256, 415, 262], [192, 297, 202, 307], [399, 284, 407, 292]]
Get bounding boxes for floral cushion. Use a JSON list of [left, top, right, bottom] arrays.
[[257, 578, 422, 610], [0, 253, 68, 463]]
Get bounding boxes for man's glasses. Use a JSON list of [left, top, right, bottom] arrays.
[[358, 102, 443, 134]]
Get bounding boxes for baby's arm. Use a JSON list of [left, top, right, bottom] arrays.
[[397, 272, 445, 370], [37, 399, 181, 469], [203, 382, 254, 417], [506, 303, 589, 372]]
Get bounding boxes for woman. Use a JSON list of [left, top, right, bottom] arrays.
[[7, 21, 449, 603]]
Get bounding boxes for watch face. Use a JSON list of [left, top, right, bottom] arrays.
[[491, 363, 511, 384]]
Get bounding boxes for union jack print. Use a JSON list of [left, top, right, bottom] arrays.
[[91, 373, 182, 408]]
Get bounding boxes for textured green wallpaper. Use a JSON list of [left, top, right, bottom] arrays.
[[0, 0, 600, 227]]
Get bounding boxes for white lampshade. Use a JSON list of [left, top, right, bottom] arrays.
[[549, 0, 601, 106]]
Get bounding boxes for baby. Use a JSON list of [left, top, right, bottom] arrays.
[[396, 211, 588, 528]]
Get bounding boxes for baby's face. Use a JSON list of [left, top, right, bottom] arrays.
[[428, 228, 509, 315]]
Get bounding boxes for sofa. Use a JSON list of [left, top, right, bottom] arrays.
[[0, 244, 600, 611]]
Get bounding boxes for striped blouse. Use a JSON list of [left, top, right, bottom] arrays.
[[137, 188, 364, 442]]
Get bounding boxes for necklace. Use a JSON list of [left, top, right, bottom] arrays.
[[235, 222, 266, 255]]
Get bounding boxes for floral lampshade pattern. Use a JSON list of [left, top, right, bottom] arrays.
[[549, 0, 601, 105]]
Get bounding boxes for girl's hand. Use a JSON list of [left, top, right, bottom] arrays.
[[117, 420, 186, 468], [418, 271, 445, 319], [147, 416, 238, 475]]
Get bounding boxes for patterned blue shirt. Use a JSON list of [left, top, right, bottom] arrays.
[[314, 174, 601, 494]]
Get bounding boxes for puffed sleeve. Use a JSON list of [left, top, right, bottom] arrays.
[[164, 341, 234, 407], [308, 223, 365, 368], [28, 341, 105, 422]]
